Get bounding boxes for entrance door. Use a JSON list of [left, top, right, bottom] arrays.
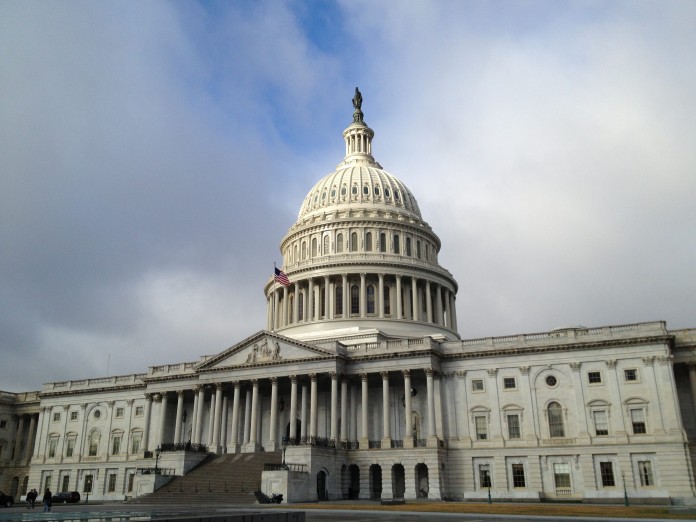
[[317, 470, 328, 501], [392, 464, 405, 498]]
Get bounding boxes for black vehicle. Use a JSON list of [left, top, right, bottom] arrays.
[[0, 491, 13, 508], [52, 491, 80, 503]]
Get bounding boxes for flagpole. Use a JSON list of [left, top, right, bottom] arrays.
[[271, 263, 276, 333]]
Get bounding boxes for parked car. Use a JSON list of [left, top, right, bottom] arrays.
[[52, 491, 80, 503], [0, 491, 13, 508]]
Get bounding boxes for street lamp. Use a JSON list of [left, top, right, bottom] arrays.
[[622, 471, 629, 506], [154, 445, 161, 475], [281, 437, 288, 469]]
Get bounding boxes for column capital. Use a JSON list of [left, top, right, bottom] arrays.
[[605, 359, 617, 368], [289, 374, 297, 383], [144, 393, 153, 401], [107, 400, 115, 407], [176, 389, 185, 397], [270, 376, 278, 384], [153, 394, 162, 403], [396, 274, 402, 280], [309, 373, 317, 382], [360, 373, 368, 382], [657, 355, 672, 366], [380, 371, 389, 380], [62, 405, 70, 411], [402, 369, 411, 378], [568, 363, 580, 372], [251, 379, 259, 385], [329, 371, 337, 380], [642, 356, 656, 367], [487, 368, 498, 377], [214, 382, 223, 390], [424, 368, 433, 377], [127, 399, 134, 406], [455, 370, 466, 378]]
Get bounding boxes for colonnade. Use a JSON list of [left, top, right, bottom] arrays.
[[267, 273, 457, 333], [1, 413, 39, 465], [155, 369, 442, 454]]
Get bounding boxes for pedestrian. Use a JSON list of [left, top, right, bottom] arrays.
[[26, 488, 37, 508], [42, 488, 52, 512]]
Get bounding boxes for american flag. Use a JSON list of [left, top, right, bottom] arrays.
[[274, 267, 291, 287]]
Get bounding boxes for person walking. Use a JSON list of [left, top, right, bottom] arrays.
[[26, 488, 37, 508], [42, 488, 52, 512]]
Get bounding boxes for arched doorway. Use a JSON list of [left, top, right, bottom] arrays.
[[21, 476, 29, 496], [317, 470, 328, 501], [415, 463, 429, 498], [349, 465, 360, 499], [392, 464, 405, 498], [369, 464, 382, 500], [285, 420, 301, 445], [9, 476, 19, 498]]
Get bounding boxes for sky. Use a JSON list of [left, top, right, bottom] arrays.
[[1, 1, 695, 392]]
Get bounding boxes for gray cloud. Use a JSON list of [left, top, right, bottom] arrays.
[[1, 1, 694, 391]]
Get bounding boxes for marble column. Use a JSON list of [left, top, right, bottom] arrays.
[[381, 372, 391, 445], [360, 373, 369, 445], [25, 414, 37, 461], [378, 273, 385, 318], [269, 377, 278, 451], [174, 390, 184, 444], [230, 382, 241, 452], [330, 372, 338, 441], [191, 388, 199, 444], [282, 286, 289, 327], [340, 376, 348, 442], [425, 280, 433, 323], [13, 415, 24, 463], [212, 383, 223, 451], [403, 370, 414, 448], [195, 386, 206, 444], [308, 279, 314, 322], [289, 376, 298, 441], [411, 278, 419, 321], [243, 387, 252, 445], [157, 392, 168, 448], [396, 275, 403, 319], [425, 369, 437, 446], [688, 363, 696, 420], [293, 284, 300, 325], [207, 392, 216, 446], [143, 393, 153, 451], [221, 395, 229, 452], [247, 379, 259, 452], [360, 273, 366, 317], [435, 284, 443, 325], [309, 374, 318, 438], [301, 380, 308, 440], [324, 276, 330, 320]]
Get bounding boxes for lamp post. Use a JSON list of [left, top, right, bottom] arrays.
[[154, 445, 161, 475], [281, 437, 288, 469], [622, 470, 629, 506]]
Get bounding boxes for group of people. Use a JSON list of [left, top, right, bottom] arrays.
[[24, 488, 52, 511]]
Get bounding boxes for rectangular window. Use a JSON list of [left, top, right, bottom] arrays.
[[503, 377, 516, 389], [512, 463, 526, 488], [135, 406, 144, 417], [127, 473, 135, 493], [624, 368, 638, 381], [472, 379, 484, 392], [553, 463, 571, 488], [112, 435, 121, 455], [638, 461, 654, 486], [0, 420, 6, 429], [507, 414, 521, 439], [116, 408, 124, 418], [84, 475, 93, 493], [588, 371, 602, 384], [479, 464, 492, 488], [475, 416, 488, 440], [600, 461, 615, 487], [48, 438, 58, 458], [593, 410, 609, 436], [66, 438, 75, 457], [630, 408, 646, 434], [61, 475, 70, 492], [131, 433, 142, 454], [108, 473, 117, 492], [70, 411, 78, 421], [53, 412, 61, 422]]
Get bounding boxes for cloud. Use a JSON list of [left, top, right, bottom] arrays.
[[1, 1, 694, 390]]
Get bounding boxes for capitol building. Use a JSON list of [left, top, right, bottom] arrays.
[[2, 91, 696, 505]]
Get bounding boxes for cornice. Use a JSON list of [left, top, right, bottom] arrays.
[[39, 383, 146, 399]]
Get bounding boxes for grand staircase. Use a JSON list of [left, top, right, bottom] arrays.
[[135, 451, 282, 504]]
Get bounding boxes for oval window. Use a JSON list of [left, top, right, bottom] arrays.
[[93, 410, 101, 419]]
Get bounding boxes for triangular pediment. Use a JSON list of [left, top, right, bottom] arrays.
[[196, 331, 336, 371]]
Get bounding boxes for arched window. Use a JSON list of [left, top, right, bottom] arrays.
[[288, 295, 294, 323], [425, 244, 429, 261], [302, 241, 307, 261], [406, 237, 412, 257], [416, 240, 421, 259], [312, 238, 318, 257], [380, 233, 387, 253], [298, 293, 304, 321], [394, 234, 400, 254], [367, 285, 375, 314], [336, 286, 343, 316], [365, 232, 373, 252], [336, 233, 344, 253], [547, 402, 565, 437], [88, 429, 100, 457], [294, 244, 298, 263], [384, 285, 391, 315], [351, 232, 358, 252], [323, 235, 329, 255], [351, 285, 359, 315]]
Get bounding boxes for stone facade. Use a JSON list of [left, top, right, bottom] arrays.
[[1, 94, 696, 504]]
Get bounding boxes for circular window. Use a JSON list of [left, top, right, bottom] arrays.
[[93, 410, 101, 419], [545, 375, 558, 387]]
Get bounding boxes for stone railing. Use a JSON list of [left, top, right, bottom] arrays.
[[148, 362, 198, 376], [42, 374, 146, 392], [346, 337, 431, 353], [158, 442, 208, 453], [264, 463, 307, 473], [459, 321, 667, 351]]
